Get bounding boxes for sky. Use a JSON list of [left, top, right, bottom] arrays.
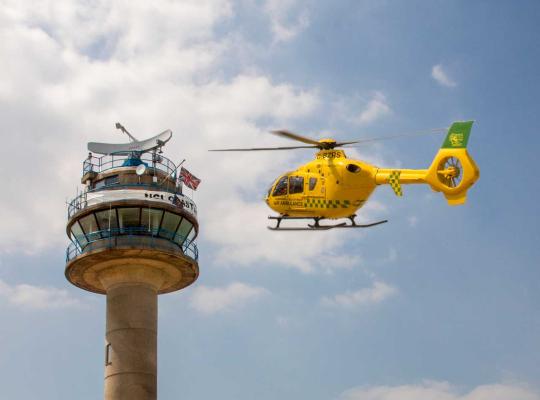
[[0, 0, 539, 399]]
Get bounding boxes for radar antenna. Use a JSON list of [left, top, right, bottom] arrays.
[[88, 126, 173, 155]]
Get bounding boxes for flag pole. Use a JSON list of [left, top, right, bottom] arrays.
[[158, 159, 185, 185]]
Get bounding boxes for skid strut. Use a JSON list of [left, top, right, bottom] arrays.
[[268, 215, 388, 231]]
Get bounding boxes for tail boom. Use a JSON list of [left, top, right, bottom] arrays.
[[374, 121, 479, 205], [375, 169, 428, 185]]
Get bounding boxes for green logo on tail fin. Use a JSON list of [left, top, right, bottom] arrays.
[[442, 121, 474, 149]]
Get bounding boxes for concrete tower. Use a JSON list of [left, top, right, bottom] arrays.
[[65, 126, 199, 399]]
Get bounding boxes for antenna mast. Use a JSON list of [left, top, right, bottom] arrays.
[[115, 122, 138, 142]]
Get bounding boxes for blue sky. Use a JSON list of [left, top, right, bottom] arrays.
[[0, 1, 539, 399]]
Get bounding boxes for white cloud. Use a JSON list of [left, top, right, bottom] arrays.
[[356, 92, 391, 125], [321, 281, 397, 308], [264, 0, 310, 42], [1, 0, 233, 55], [0, 279, 82, 309], [203, 198, 363, 273], [0, 1, 386, 275], [432, 64, 457, 87], [0, 0, 318, 255], [189, 282, 269, 314], [339, 381, 540, 400]]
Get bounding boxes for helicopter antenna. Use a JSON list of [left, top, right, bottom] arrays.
[[115, 122, 139, 142]]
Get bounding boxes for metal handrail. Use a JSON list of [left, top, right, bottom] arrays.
[[83, 153, 177, 178], [66, 227, 198, 262], [66, 184, 194, 219]]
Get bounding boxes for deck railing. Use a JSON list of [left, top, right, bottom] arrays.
[[83, 153, 177, 178], [66, 227, 198, 262]]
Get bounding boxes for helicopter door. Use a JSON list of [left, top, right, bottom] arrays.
[[304, 175, 325, 208], [287, 176, 305, 210]]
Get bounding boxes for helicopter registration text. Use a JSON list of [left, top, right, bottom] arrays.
[[316, 150, 345, 160]]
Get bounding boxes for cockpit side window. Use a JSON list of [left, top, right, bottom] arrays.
[[289, 176, 304, 194], [272, 176, 288, 196], [309, 177, 317, 191]]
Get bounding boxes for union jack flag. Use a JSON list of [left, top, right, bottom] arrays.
[[180, 167, 201, 190]]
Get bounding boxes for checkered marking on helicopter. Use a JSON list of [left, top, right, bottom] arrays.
[[388, 170, 402, 197], [304, 198, 351, 209]]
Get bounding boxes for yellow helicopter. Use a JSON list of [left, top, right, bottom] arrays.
[[211, 121, 479, 230]]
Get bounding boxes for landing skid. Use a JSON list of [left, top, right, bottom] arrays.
[[267, 215, 388, 231]]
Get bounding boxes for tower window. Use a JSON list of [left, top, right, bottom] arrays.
[[117, 208, 141, 231], [160, 212, 181, 239], [105, 343, 112, 366], [95, 209, 118, 232], [104, 175, 119, 186]]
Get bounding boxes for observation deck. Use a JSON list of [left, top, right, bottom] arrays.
[[65, 150, 199, 294]]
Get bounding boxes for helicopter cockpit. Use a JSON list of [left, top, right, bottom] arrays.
[[267, 174, 319, 198]]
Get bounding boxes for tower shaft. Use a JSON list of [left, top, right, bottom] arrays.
[[100, 264, 164, 400], [105, 283, 158, 399]]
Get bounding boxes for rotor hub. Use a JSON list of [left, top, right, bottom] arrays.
[[318, 138, 337, 149]]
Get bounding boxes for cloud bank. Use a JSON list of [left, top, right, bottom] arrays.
[[321, 281, 397, 308], [0, 279, 82, 309], [264, 0, 310, 42], [356, 92, 391, 125], [339, 381, 540, 400], [189, 282, 269, 314]]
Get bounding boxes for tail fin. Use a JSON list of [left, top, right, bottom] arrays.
[[424, 121, 480, 205]]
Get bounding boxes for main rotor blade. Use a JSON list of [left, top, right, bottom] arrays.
[[209, 145, 319, 152], [270, 130, 322, 146], [334, 140, 361, 147], [343, 128, 447, 147]]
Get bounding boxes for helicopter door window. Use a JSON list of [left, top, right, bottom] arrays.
[[289, 176, 304, 194], [309, 177, 317, 191], [272, 176, 288, 196], [346, 164, 361, 173]]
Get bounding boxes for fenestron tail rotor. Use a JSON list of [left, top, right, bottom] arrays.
[[437, 156, 463, 188]]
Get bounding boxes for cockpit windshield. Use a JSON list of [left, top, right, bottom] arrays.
[[270, 175, 306, 197], [272, 176, 288, 197]]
